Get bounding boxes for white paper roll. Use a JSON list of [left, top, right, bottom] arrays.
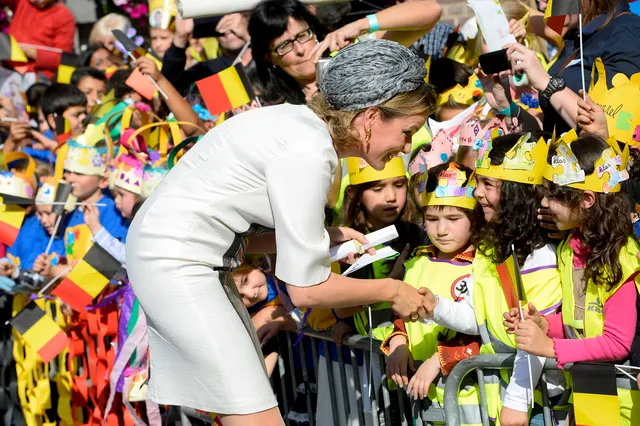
[[178, 0, 351, 19]]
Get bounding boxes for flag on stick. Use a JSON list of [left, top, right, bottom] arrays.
[[56, 52, 78, 84], [496, 248, 527, 310], [10, 302, 68, 363], [544, 0, 580, 36], [55, 115, 72, 144], [51, 243, 122, 311], [571, 363, 620, 425], [0, 200, 26, 247], [0, 34, 27, 62], [196, 63, 255, 115]]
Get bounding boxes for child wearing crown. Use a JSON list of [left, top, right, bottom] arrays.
[[506, 131, 640, 425], [382, 161, 484, 419]]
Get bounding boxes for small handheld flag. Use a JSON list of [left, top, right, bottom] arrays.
[[544, 0, 580, 36], [56, 52, 78, 84], [0, 34, 28, 63], [571, 363, 620, 425], [51, 244, 122, 311], [496, 245, 527, 310], [54, 115, 72, 144], [196, 63, 256, 116], [10, 302, 68, 363], [0, 200, 26, 247]]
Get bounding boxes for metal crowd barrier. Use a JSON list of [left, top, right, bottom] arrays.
[[178, 331, 564, 426]]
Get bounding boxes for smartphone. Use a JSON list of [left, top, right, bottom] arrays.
[[193, 17, 224, 39], [316, 58, 331, 86], [478, 49, 512, 75]]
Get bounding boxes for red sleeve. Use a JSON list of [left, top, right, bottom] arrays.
[[34, 8, 75, 71], [552, 280, 637, 369], [545, 312, 566, 339]]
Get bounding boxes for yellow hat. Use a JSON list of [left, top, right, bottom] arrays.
[[423, 163, 477, 210], [543, 129, 629, 193], [588, 57, 640, 147], [476, 132, 549, 185], [437, 74, 484, 107], [346, 156, 406, 186], [149, 0, 177, 30]]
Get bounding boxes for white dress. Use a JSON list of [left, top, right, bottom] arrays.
[[126, 104, 338, 414]]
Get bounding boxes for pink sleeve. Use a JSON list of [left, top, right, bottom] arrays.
[[545, 312, 566, 339], [552, 280, 637, 369]]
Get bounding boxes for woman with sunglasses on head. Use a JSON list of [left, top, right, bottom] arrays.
[[249, 0, 442, 105]]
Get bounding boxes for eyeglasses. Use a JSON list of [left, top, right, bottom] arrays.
[[273, 28, 314, 56]]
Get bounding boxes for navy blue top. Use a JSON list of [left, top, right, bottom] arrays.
[[543, 0, 640, 133]]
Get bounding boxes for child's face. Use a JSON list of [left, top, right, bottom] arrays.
[[63, 106, 87, 137], [541, 184, 584, 231], [29, 0, 55, 9], [89, 48, 115, 71], [424, 206, 472, 254], [37, 108, 49, 134], [475, 175, 501, 222], [232, 269, 269, 308], [361, 177, 407, 228], [113, 187, 139, 219], [77, 77, 106, 114], [64, 171, 106, 201], [150, 28, 174, 59], [35, 204, 57, 235]]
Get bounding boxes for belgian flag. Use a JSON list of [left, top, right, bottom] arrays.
[[10, 302, 68, 363], [544, 0, 580, 36], [571, 363, 620, 425], [54, 115, 72, 144], [0, 33, 27, 63], [56, 52, 78, 84], [0, 198, 26, 247], [196, 63, 255, 115], [52, 243, 122, 311], [496, 247, 527, 310]]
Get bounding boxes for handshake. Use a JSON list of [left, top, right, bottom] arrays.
[[389, 280, 437, 322]]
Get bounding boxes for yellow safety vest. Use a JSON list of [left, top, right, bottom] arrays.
[[404, 251, 482, 426], [473, 247, 562, 422], [558, 236, 640, 426]]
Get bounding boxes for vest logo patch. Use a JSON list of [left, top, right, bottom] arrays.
[[587, 297, 603, 314], [451, 274, 471, 301]]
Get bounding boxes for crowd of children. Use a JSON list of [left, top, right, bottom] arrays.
[[0, 0, 637, 425]]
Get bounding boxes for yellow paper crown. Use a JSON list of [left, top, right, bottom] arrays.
[[588, 57, 640, 147], [437, 74, 484, 107], [476, 133, 549, 185], [423, 163, 477, 210], [0, 152, 36, 200], [543, 129, 629, 193], [62, 124, 110, 177], [149, 0, 177, 30], [346, 156, 406, 186], [35, 176, 57, 205]]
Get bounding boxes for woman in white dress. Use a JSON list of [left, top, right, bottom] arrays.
[[126, 39, 437, 426]]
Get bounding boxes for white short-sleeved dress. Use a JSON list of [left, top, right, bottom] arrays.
[[126, 104, 338, 414]]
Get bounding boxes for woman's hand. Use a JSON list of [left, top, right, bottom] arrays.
[[390, 281, 436, 322], [136, 56, 162, 82], [509, 19, 526, 43], [500, 406, 529, 426], [515, 319, 555, 357], [216, 13, 250, 43], [504, 43, 550, 92], [537, 207, 566, 240], [326, 227, 376, 260], [386, 337, 415, 387], [577, 90, 609, 139], [309, 19, 367, 64], [406, 353, 441, 400]]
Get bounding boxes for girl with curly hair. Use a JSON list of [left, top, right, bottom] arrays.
[[509, 133, 640, 425]]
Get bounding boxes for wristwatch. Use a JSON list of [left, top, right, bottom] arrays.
[[540, 77, 566, 102]]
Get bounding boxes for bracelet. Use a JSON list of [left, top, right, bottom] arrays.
[[496, 102, 520, 117], [366, 14, 380, 33]]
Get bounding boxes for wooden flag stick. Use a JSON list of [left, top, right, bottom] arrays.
[[18, 43, 63, 53], [44, 214, 62, 255], [38, 266, 72, 296], [232, 41, 251, 66]]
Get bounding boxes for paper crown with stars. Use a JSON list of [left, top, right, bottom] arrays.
[[422, 162, 477, 210], [543, 129, 629, 193], [0, 152, 36, 201], [476, 132, 549, 185], [588, 57, 640, 147], [437, 74, 484, 107], [62, 123, 111, 177], [346, 156, 406, 186]]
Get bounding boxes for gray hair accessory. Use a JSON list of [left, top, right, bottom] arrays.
[[319, 39, 426, 111]]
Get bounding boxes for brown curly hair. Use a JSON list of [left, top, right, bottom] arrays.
[[544, 135, 634, 289]]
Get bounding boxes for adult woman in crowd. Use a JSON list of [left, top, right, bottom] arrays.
[[502, 0, 640, 133], [88, 13, 131, 52], [249, 0, 442, 104], [127, 40, 436, 426]]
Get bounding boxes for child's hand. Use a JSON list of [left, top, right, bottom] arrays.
[[0, 261, 15, 277], [330, 320, 353, 345], [406, 354, 441, 400], [509, 19, 526, 42], [33, 254, 53, 277], [577, 91, 609, 139], [136, 56, 162, 82], [9, 121, 31, 143], [257, 319, 283, 346], [503, 308, 521, 334], [388, 244, 411, 281], [31, 130, 59, 151], [386, 342, 414, 387], [83, 204, 102, 235], [500, 406, 529, 426], [515, 319, 554, 357]]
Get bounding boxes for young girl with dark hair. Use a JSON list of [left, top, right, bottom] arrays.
[[509, 131, 640, 425]]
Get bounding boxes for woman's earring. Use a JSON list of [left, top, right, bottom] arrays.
[[365, 128, 372, 146]]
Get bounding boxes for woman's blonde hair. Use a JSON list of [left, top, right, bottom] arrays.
[[307, 84, 436, 150], [89, 14, 131, 47]]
